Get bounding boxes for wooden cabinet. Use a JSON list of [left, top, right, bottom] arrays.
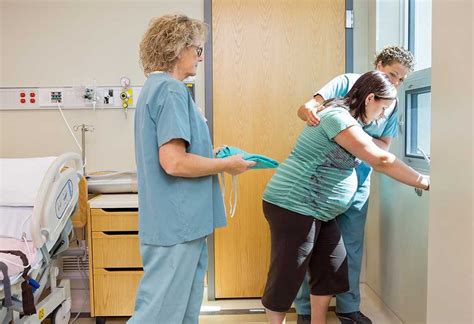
[[86, 194, 142, 319]]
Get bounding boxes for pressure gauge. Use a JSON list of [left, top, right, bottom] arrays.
[[120, 77, 131, 88]]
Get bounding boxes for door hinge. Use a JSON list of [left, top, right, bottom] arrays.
[[346, 10, 354, 29]]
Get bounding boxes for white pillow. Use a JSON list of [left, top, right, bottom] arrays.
[[0, 156, 57, 206]]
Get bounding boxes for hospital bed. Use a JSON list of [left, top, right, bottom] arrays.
[[0, 153, 83, 323]]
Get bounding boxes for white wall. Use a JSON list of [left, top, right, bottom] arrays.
[[0, 0, 204, 173], [426, 0, 473, 323]]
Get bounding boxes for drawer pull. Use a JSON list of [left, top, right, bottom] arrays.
[[102, 208, 138, 212], [103, 267, 143, 272], [102, 231, 138, 235]]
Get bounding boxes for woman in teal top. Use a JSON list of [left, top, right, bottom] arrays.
[[129, 14, 255, 324], [295, 46, 414, 324], [262, 71, 430, 324]]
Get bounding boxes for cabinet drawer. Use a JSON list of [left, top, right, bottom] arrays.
[[93, 269, 143, 316], [92, 232, 142, 268], [91, 208, 138, 232]]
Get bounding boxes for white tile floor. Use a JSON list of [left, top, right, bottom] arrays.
[[72, 284, 402, 323]]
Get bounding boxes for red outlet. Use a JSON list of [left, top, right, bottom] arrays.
[[18, 90, 38, 106]]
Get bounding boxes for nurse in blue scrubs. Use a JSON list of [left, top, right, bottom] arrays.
[[129, 14, 255, 324], [295, 46, 416, 324]]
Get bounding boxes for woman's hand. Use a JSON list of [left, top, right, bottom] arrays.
[[305, 107, 322, 126], [302, 98, 326, 126], [421, 175, 430, 190], [224, 154, 256, 175], [297, 95, 326, 126]]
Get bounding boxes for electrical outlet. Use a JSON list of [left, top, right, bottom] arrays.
[[51, 91, 62, 103], [39, 88, 64, 107], [18, 89, 38, 106], [0, 88, 39, 109]]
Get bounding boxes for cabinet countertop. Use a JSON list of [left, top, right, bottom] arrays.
[[88, 194, 138, 209]]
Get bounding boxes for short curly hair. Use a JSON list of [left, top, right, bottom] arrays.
[[139, 14, 208, 75], [373, 45, 415, 72]]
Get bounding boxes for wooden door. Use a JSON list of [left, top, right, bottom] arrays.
[[212, 0, 345, 298]]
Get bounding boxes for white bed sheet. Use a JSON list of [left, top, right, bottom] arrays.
[[0, 206, 42, 284], [0, 156, 57, 206], [0, 206, 33, 240]]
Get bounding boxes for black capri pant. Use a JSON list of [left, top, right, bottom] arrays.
[[261, 201, 349, 312]]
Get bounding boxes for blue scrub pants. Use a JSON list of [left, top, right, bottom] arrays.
[[128, 237, 208, 324]]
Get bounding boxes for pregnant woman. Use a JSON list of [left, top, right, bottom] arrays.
[[261, 71, 429, 324]]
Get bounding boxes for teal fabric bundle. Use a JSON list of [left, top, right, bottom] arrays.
[[215, 146, 279, 169], [215, 146, 279, 218]]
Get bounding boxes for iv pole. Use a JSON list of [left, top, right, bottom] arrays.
[[73, 124, 94, 175]]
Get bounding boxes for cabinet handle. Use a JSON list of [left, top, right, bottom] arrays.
[[103, 267, 143, 272], [102, 231, 138, 235], [101, 208, 138, 212]]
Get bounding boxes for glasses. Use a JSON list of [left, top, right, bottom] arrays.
[[189, 45, 203, 57]]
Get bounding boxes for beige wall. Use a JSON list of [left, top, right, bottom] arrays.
[[353, 0, 373, 74], [366, 174, 429, 323], [364, 0, 473, 323], [426, 0, 473, 323], [0, 0, 204, 172], [364, 1, 430, 322]]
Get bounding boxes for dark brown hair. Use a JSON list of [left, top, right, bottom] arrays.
[[325, 71, 397, 123]]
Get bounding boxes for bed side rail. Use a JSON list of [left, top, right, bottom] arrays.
[[31, 153, 83, 249]]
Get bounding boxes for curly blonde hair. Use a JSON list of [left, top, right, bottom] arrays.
[[373, 45, 415, 72], [139, 14, 207, 75]]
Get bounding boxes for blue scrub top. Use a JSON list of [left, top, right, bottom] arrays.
[[315, 73, 399, 204], [134, 72, 226, 246]]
